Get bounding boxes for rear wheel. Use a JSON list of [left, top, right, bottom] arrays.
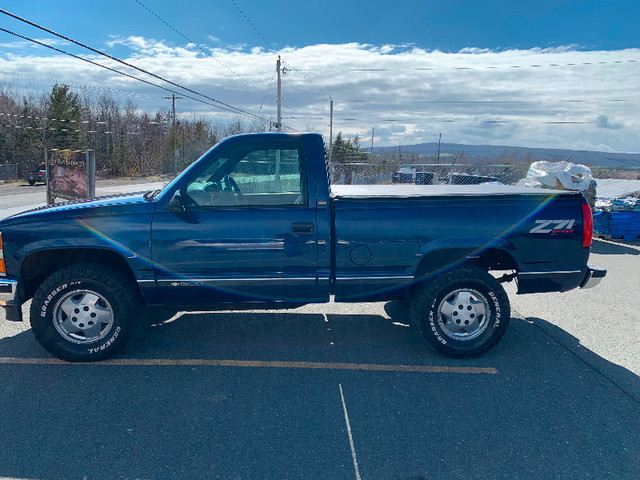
[[30, 263, 138, 362], [411, 265, 510, 358]]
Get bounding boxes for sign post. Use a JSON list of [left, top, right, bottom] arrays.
[[86, 150, 95, 198]]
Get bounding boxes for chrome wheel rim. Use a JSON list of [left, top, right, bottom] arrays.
[[437, 288, 490, 341], [52, 290, 114, 344]]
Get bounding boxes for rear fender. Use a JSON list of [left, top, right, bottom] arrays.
[[414, 238, 516, 282]]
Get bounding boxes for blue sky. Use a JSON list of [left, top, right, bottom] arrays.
[[5, 0, 638, 51], [0, 1, 639, 152]]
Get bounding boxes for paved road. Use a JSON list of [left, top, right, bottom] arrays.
[[1, 297, 638, 479], [0, 180, 638, 479], [0, 179, 166, 219]]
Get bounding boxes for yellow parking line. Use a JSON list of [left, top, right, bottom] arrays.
[[0, 357, 497, 374]]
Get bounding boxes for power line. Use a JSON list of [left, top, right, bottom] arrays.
[[281, 59, 331, 99], [0, 27, 248, 118], [228, 0, 274, 51], [259, 68, 278, 111], [0, 8, 287, 128], [2, 71, 162, 101], [0, 30, 294, 131], [133, 0, 269, 97], [132, 1, 281, 127], [294, 59, 638, 73], [226, 1, 331, 101], [341, 99, 632, 104], [0, 111, 165, 135], [332, 114, 602, 125], [0, 111, 166, 125]]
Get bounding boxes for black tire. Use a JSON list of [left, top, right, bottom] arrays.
[[28, 179, 36, 185], [30, 263, 139, 362], [410, 265, 510, 358]]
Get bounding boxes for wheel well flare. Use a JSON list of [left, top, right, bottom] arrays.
[[20, 249, 137, 301], [414, 248, 516, 283]]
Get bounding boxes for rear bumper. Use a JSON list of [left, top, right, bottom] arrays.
[[517, 264, 607, 294], [579, 264, 607, 289], [0, 278, 23, 322]]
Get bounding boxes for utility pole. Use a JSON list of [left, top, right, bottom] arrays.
[[163, 93, 182, 174], [329, 98, 333, 162], [371, 127, 375, 153], [436, 133, 441, 164], [276, 56, 282, 132]]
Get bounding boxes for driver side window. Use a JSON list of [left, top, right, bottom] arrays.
[[185, 142, 306, 208]]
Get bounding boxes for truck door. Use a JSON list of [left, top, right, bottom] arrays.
[[150, 137, 325, 304]]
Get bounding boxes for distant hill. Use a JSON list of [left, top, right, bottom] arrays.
[[374, 143, 640, 169]]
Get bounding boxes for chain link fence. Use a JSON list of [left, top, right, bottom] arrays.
[[328, 161, 640, 200], [0, 164, 18, 181], [329, 159, 640, 241]]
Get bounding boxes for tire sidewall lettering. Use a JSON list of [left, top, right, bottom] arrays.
[[428, 297, 447, 345], [41, 283, 69, 318], [87, 326, 121, 354], [488, 291, 501, 328]]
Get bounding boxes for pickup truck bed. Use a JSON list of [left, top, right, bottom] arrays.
[[332, 183, 592, 299]]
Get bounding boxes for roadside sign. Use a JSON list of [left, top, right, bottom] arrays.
[[46, 149, 96, 204]]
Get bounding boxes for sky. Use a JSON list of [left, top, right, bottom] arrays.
[[0, 0, 638, 153]]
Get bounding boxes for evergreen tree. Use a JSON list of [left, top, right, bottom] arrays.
[[47, 84, 83, 149], [15, 98, 43, 168], [331, 131, 366, 163]]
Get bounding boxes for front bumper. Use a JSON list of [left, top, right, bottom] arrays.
[[579, 264, 607, 289], [0, 278, 22, 322]]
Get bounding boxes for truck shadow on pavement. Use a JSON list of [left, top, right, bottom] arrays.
[[1, 304, 638, 390], [132, 308, 431, 366], [0, 306, 639, 480], [131, 307, 640, 397], [592, 238, 640, 255], [526, 315, 640, 402]]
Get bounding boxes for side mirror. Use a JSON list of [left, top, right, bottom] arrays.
[[167, 191, 186, 213]]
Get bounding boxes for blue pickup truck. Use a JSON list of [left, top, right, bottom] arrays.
[[0, 133, 605, 361]]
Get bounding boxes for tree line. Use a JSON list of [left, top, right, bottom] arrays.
[[0, 83, 270, 177], [0, 81, 426, 182]]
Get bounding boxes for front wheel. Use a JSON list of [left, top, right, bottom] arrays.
[[30, 263, 138, 362], [411, 265, 510, 358]]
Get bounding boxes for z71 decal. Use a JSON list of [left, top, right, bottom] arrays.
[[529, 219, 576, 234]]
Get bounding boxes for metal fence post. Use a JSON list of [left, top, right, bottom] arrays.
[[86, 150, 95, 198]]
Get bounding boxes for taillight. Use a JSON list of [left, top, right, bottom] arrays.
[[582, 203, 593, 248]]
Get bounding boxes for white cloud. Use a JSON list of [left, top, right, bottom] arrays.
[[596, 114, 623, 129], [0, 39, 638, 152]]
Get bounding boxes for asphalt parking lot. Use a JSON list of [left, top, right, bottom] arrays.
[[1, 181, 639, 479]]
